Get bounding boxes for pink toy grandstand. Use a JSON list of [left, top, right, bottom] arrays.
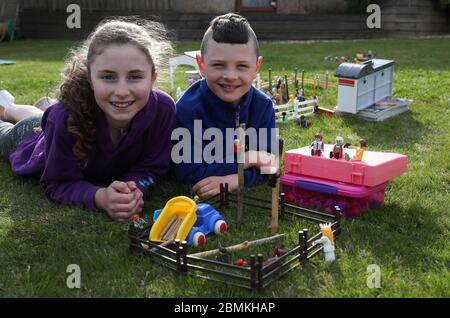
[[281, 174, 388, 217], [284, 145, 407, 187], [281, 144, 407, 217]]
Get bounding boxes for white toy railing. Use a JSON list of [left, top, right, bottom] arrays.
[[274, 97, 318, 122]]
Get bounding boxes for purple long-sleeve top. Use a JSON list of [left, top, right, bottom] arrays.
[[9, 89, 175, 211]]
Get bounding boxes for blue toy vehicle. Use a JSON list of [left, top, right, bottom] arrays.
[[153, 202, 227, 247]]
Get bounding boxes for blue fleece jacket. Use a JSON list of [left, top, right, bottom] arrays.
[[174, 79, 276, 187]]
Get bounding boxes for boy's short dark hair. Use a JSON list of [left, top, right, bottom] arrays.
[[200, 13, 259, 58]]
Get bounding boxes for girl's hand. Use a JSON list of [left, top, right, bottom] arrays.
[[95, 181, 144, 221], [191, 174, 238, 198], [125, 181, 144, 217]]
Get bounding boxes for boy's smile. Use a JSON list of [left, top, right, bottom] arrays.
[[199, 40, 262, 105]]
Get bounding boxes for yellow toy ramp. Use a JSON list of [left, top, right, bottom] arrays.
[[149, 196, 197, 243]]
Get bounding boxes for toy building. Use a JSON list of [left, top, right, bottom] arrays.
[[282, 145, 408, 217], [334, 59, 395, 114], [334, 59, 413, 121]]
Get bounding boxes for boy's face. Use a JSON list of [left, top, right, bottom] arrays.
[[198, 40, 262, 105]]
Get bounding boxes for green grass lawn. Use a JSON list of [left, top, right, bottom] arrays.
[[0, 38, 449, 298]]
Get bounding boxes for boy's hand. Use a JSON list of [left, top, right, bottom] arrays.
[[245, 150, 277, 173], [94, 181, 144, 222], [192, 174, 238, 198]]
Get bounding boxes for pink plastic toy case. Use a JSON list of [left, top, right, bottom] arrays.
[[284, 145, 407, 187], [280, 174, 389, 217]]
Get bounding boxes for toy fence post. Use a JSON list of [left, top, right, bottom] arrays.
[[257, 254, 264, 290], [175, 239, 182, 272], [279, 82, 284, 105], [298, 230, 305, 264], [294, 67, 298, 90], [268, 68, 273, 94], [325, 70, 329, 91], [271, 181, 279, 234], [280, 192, 285, 219], [313, 76, 317, 98], [284, 75, 289, 102], [224, 183, 229, 208], [270, 136, 284, 234], [250, 254, 257, 291], [302, 229, 309, 261], [180, 240, 188, 274], [220, 183, 224, 207], [333, 205, 342, 238], [301, 69, 305, 92], [334, 205, 342, 218], [293, 98, 299, 121], [237, 124, 246, 224]]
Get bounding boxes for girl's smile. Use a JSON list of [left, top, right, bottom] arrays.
[[89, 43, 157, 130]]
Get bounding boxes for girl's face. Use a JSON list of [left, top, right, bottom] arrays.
[[89, 43, 157, 129]]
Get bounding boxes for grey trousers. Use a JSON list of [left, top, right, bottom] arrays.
[[0, 114, 43, 160]]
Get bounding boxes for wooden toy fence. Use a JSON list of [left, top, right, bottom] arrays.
[[128, 185, 341, 291]]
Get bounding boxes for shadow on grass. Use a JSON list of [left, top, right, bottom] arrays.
[[339, 111, 432, 150], [339, 201, 446, 271]]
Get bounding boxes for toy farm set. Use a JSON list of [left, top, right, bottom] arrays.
[[130, 57, 409, 292], [129, 132, 343, 291], [128, 184, 341, 291]]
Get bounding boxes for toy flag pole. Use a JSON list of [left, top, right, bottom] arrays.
[[279, 82, 283, 105], [237, 123, 246, 224], [270, 137, 283, 234], [268, 68, 272, 94], [301, 69, 305, 93], [294, 67, 298, 90], [284, 75, 289, 102], [313, 75, 317, 98]]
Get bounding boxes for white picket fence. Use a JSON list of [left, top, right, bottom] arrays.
[[274, 97, 318, 123]]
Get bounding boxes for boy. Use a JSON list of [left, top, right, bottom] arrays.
[[174, 13, 276, 198]]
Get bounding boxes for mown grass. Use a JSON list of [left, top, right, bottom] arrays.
[[0, 37, 449, 297]]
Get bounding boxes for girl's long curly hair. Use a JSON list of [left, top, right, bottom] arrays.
[[57, 17, 173, 169]]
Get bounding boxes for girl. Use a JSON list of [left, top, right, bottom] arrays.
[[0, 18, 175, 221]]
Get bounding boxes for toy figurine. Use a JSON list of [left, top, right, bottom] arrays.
[[344, 138, 367, 161], [330, 136, 344, 160], [299, 115, 308, 128], [310, 133, 324, 156], [288, 94, 295, 105], [295, 88, 305, 102], [275, 77, 283, 90], [128, 214, 151, 246], [131, 214, 150, 230], [312, 223, 335, 263]]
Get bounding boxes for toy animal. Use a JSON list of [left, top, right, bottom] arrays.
[[312, 223, 335, 263]]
